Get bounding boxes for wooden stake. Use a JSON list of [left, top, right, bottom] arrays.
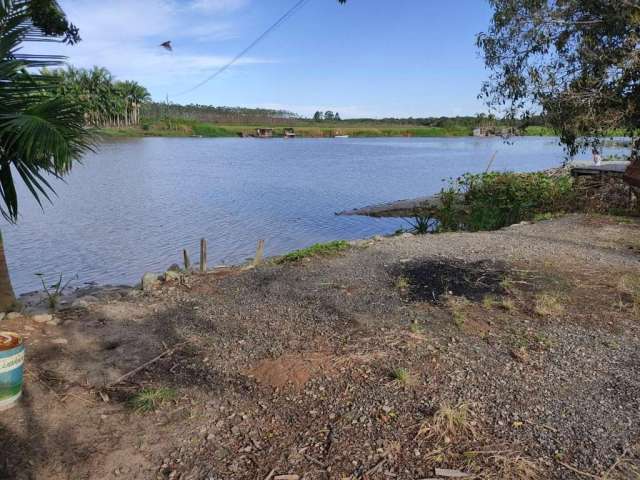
[[183, 249, 191, 271], [200, 238, 207, 273], [254, 239, 265, 266]]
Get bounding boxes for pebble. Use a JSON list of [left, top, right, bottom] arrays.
[[6, 312, 21, 320], [51, 338, 68, 345], [32, 314, 53, 323]]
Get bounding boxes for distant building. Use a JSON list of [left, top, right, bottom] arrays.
[[283, 128, 296, 138], [255, 128, 273, 138]]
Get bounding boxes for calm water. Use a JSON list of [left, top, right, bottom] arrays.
[[1, 136, 617, 293]]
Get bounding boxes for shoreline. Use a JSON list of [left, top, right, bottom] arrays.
[[1, 213, 639, 479], [97, 124, 559, 139]]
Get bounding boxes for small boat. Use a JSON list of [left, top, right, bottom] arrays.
[[334, 135, 350, 139]]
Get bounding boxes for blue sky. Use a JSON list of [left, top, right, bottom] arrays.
[[51, 0, 493, 118]]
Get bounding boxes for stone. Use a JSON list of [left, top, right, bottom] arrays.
[[6, 312, 21, 320], [164, 270, 182, 282], [0, 312, 5, 322], [71, 299, 90, 309], [51, 338, 68, 345], [32, 314, 53, 323], [167, 264, 181, 272], [141, 273, 160, 292]]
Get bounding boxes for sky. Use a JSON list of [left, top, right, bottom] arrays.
[[47, 0, 494, 118]]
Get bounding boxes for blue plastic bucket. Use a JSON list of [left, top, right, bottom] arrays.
[[0, 332, 24, 411]]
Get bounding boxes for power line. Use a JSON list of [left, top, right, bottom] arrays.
[[171, 0, 313, 98]]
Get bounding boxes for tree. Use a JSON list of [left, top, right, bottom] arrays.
[[324, 110, 335, 122], [334, 112, 341, 121], [478, 0, 640, 156], [0, 0, 92, 310], [313, 111, 324, 122]]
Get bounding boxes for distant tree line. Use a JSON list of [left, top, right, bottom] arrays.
[[47, 66, 150, 127], [313, 111, 341, 122], [142, 102, 301, 125]]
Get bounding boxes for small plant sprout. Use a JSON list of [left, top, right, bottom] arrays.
[[391, 367, 410, 384], [409, 322, 424, 334], [129, 388, 176, 413], [395, 275, 410, 290], [482, 294, 497, 309], [404, 214, 434, 235], [35, 272, 77, 310]]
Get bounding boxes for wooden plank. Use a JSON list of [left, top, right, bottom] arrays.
[[200, 239, 207, 273], [254, 239, 265, 266], [183, 249, 191, 271]]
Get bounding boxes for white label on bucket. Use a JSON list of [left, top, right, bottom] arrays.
[[0, 351, 24, 374]]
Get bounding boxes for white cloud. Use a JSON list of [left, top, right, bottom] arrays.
[[48, 0, 266, 99], [190, 0, 248, 12]]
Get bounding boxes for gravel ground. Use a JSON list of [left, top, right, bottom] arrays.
[[1, 213, 639, 480]]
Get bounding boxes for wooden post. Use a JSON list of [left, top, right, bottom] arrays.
[[199, 239, 207, 273], [254, 239, 265, 266], [183, 249, 191, 271]]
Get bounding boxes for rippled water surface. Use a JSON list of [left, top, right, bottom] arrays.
[[3, 136, 613, 293]]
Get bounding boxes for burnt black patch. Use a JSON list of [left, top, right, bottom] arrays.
[[397, 259, 508, 303]]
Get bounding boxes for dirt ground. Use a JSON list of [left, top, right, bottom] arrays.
[[1, 213, 640, 480]]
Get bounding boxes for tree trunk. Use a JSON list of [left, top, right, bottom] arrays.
[[0, 230, 17, 312]]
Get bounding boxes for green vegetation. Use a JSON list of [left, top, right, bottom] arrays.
[[391, 367, 410, 383], [433, 172, 575, 232], [277, 240, 349, 263], [50, 66, 150, 128], [128, 388, 176, 413], [480, 1, 640, 156], [35, 272, 76, 310], [534, 294, 565, 317], [100, 119, 477, 138], [0, 0, 93, 310]]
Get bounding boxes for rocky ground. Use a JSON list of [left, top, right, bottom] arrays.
[[1, 213, 639, 480]]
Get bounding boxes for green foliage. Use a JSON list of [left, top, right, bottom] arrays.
[[35, 272, 76, 309], [49, 66, 150, 128], [277, 240, 349, 263], [391, 367, 410, 383], [128, 388, 176, 413], [479, 0, 640, 155], [404, 214, 433, 234], [436, 172, 575, 232], [0, 0, 93, 222]]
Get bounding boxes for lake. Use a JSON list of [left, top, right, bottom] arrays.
[[2, 136, 620, 294]]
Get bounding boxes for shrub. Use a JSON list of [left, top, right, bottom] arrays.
[[435, 172, 575, 232]]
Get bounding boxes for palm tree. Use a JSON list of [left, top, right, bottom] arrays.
[[0, 0, 92, 310]]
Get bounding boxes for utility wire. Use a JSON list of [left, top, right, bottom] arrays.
[[171, 0, 313, 98]]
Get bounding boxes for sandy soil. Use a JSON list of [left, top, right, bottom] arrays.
[[1, 213, 639, 480]]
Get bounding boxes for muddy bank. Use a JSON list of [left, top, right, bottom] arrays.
[[1, 214, 639, 479]]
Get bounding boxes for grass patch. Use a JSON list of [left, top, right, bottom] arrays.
[[391, 367, 410, 384], [482, 294, 515, 311], [533, 294, 565, 317], [277, 240, 349, 263], [618, 273, 640, 312], [395, 275, 410, 291], [409, 322, 424, 334], [418, 403, 477, 444], [129, 388, 176, 413]]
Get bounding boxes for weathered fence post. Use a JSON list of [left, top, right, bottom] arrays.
[[254, 239, 265, 266], [183, 249, 191, 271], [200, 239, 207, 273]]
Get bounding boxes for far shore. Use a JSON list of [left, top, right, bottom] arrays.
[[97, 123, 560, 139]]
